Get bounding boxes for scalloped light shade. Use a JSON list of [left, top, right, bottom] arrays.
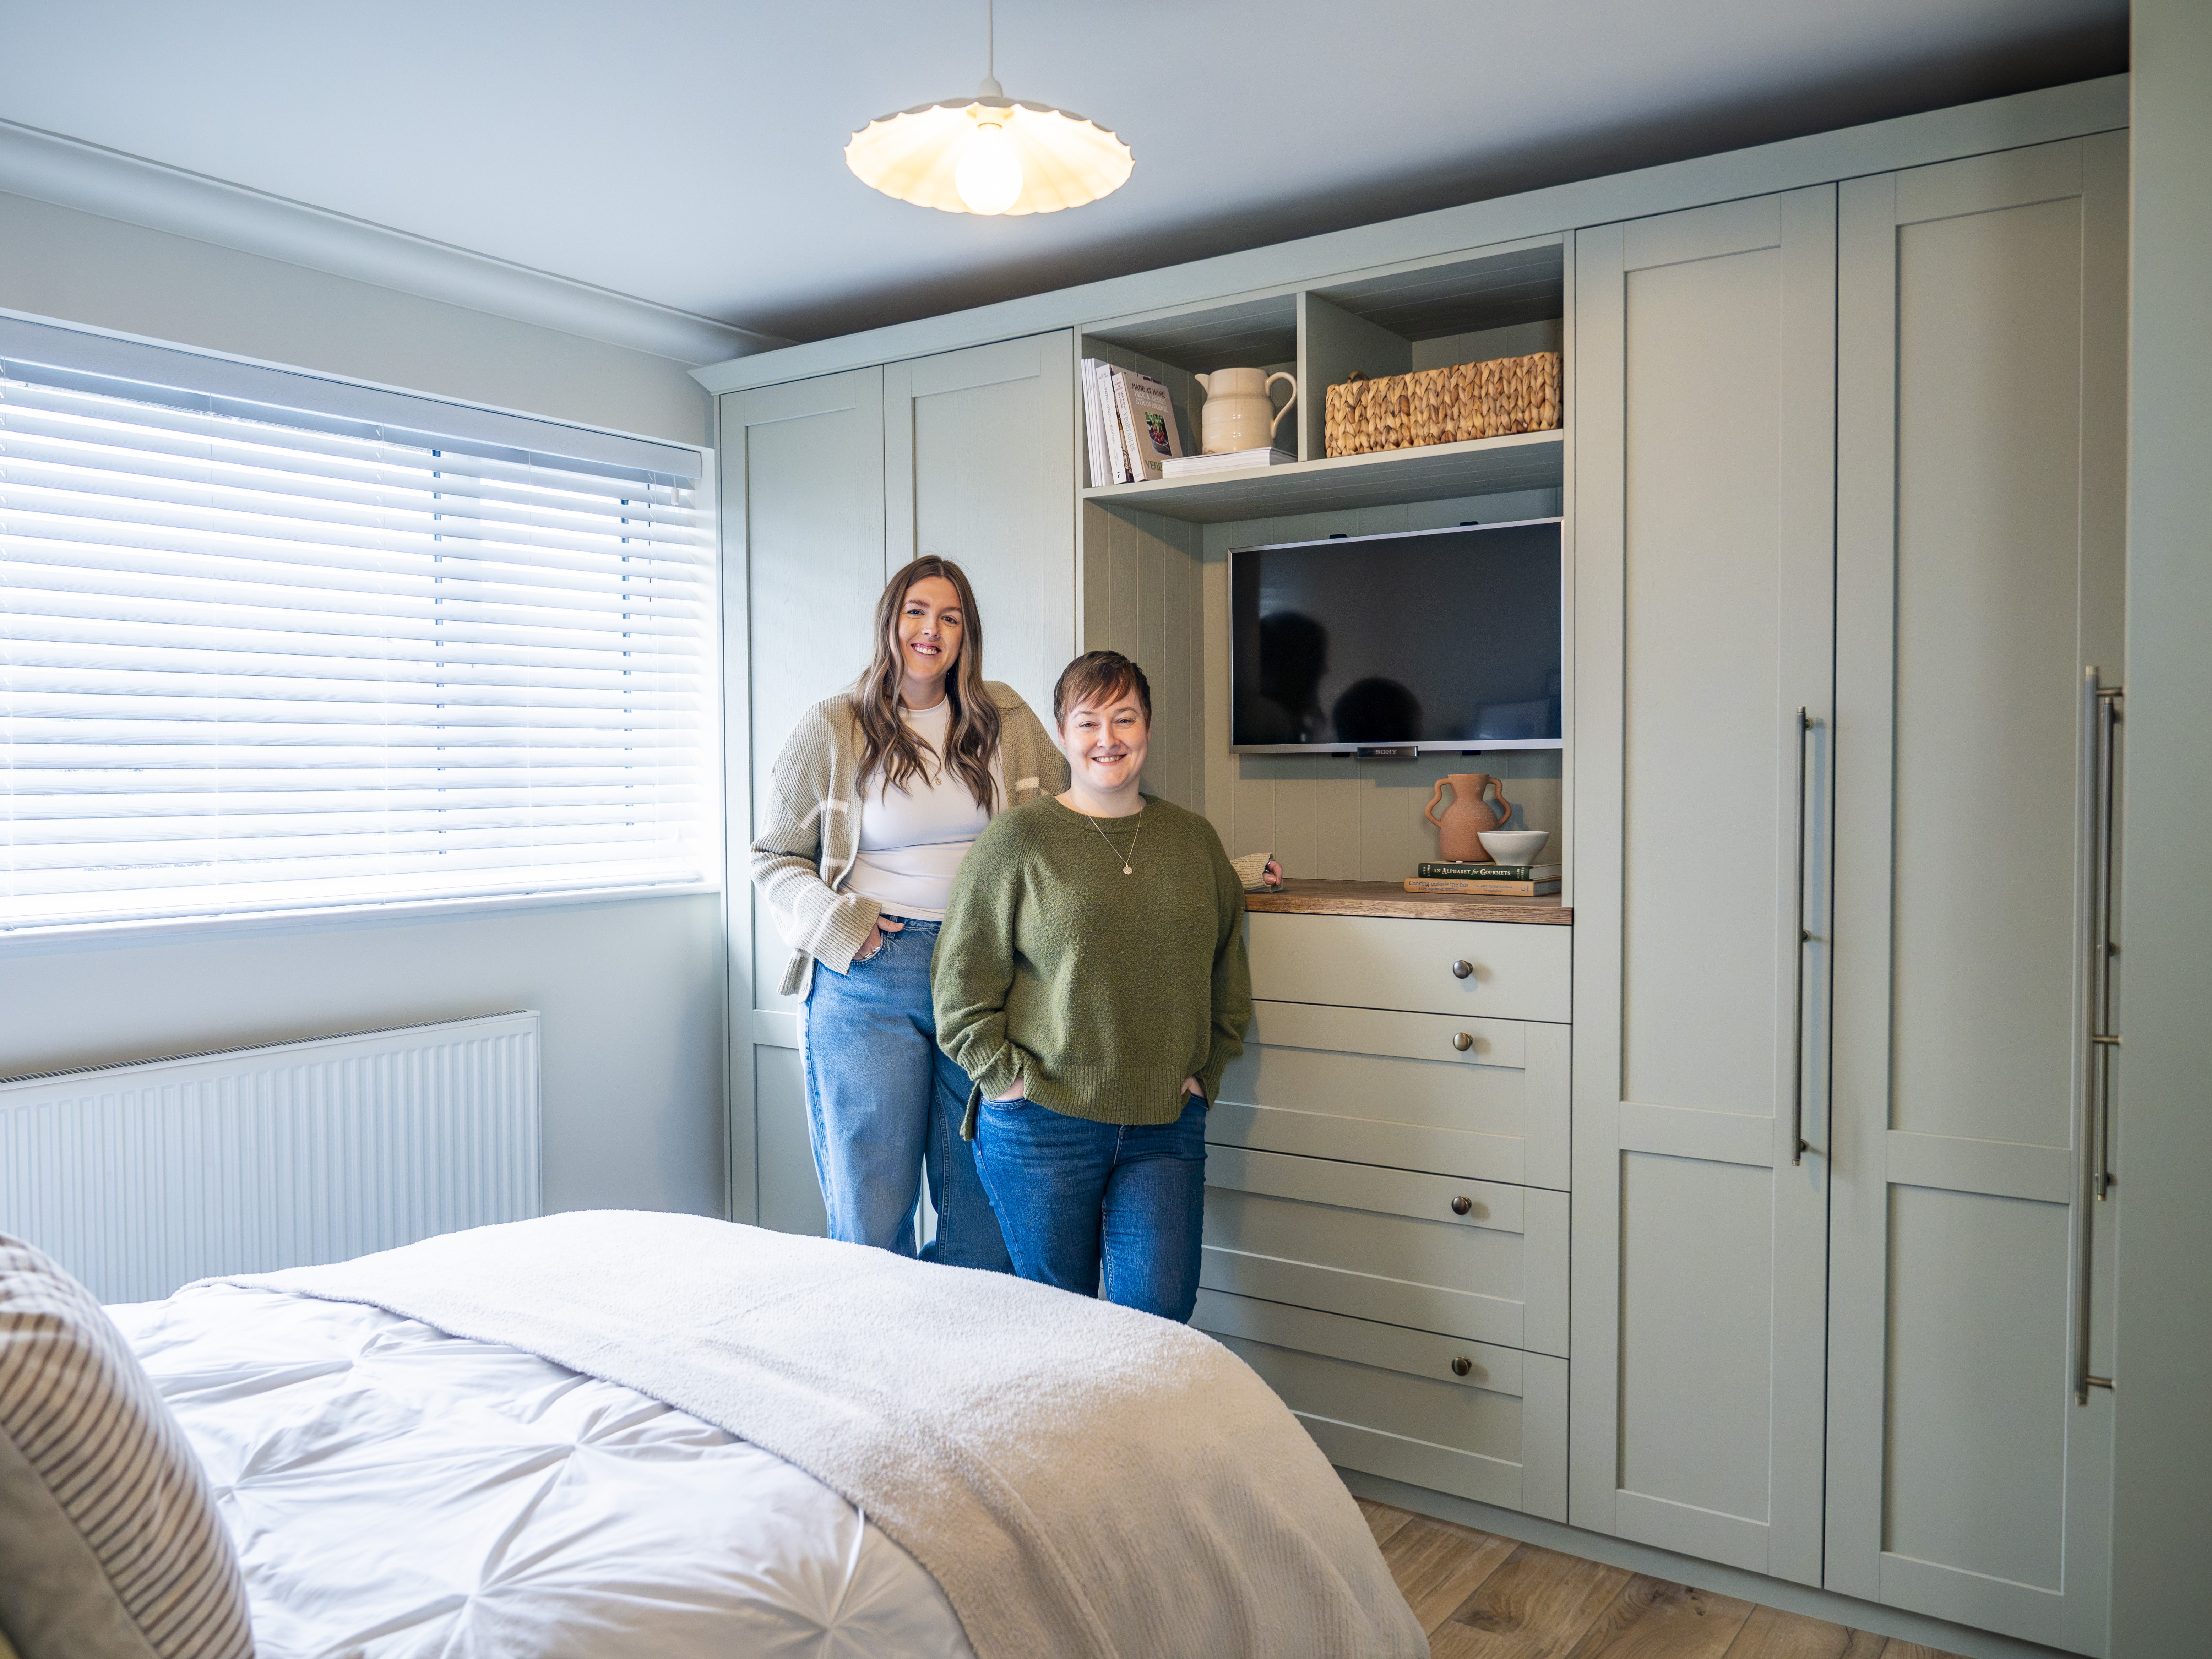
[[845, 97, 1134, 216]]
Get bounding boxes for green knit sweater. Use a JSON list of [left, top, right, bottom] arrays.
[[933, 795, 1252, 1136]]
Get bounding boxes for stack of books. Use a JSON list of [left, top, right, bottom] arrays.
[[1161, 447, 1296, 478], [1403, 860, 1561, 897], [1081, 359, 1184, 484]]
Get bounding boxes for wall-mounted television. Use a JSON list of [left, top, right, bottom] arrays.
[[1230, 518, 1562, 755]]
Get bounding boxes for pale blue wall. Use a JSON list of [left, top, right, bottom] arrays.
[[0, 192, 727, 1220], [2109, 4, 2212, 1653]]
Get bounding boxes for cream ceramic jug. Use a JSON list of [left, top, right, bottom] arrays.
[[1194, 367, 1298, 455]]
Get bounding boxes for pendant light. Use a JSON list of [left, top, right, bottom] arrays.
[[844, 0, 1134, 217]]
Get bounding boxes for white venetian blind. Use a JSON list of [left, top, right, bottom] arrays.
[[0, 347, 713, 932]]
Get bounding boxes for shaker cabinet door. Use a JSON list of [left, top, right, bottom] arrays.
[[886, 333, 1078, 728], [719, 367, 890, 1234], [1567, 188, 1837, 1585], [1825, 134, 2126, 1656]]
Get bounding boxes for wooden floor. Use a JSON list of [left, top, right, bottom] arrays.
[[1360, 1500, 1964, 1659]]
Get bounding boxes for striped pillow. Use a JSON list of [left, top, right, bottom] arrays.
[[0, 1236, 252, 1659]]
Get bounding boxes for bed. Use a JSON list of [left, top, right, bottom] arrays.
[[81, 1211, 1423, 1659]]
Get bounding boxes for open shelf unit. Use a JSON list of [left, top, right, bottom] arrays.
[[1077, 234, 1567, 524]]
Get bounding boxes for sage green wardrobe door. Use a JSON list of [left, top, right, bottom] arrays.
[[720, 367, 887, 1236], [1826, 134, 2127, 1656], [884, 332, 1077, 724], [1569, 188, 1837, 1585]]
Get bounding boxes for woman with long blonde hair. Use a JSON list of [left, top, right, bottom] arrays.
[[751, 556, 1066, 1267]]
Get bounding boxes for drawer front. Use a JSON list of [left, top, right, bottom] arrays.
[[1213, 1001, 1569, 1190], [1196, 1289, 1567, 1519], [1246, 911, 1571, 1023], [1201, 1145, 1567, 1356]]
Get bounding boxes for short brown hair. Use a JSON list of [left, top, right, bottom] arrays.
[[1052, 650, 1152, 728]]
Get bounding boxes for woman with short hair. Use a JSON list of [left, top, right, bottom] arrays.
[[750, 556, 1066, 1268], [933, 650, 1253, 1320]]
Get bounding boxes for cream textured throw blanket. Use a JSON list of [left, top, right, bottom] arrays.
[[227, 1211, 1425, 1659]]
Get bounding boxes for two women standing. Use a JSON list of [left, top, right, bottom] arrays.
[[752, 556, 1252, 1321]]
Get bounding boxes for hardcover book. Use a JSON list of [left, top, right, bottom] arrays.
[[1095, 364, 1133, 483], [1112, 369, 1184, 481], [1404, 877, 1562, 896], [1417, 862, 1561, 881], [1079, 359, 1113, 487]]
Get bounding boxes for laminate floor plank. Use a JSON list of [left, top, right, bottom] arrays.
[[1361, 1495, 1415, 1549], [1380, 1513, 1521, 1633], [1354, 1502, 1958, 1659], [1561, 1575, 1756, 1659], [1718, 1605, 1876, 1659], [1433, 1541, 1636, 1659]]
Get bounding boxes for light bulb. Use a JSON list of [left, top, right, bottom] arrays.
[[954, 121, 1023, 216]]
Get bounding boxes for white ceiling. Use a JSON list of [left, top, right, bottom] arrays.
[[0, 0, 2125, 349]]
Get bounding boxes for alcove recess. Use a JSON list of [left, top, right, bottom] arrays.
[[1082, 292, 1299, 475], [1073, 234, 1570, 865], [1077, 234, 1566, 523]]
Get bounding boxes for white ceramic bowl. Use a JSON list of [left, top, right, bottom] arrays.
[[1478, 829, 1551, 864]]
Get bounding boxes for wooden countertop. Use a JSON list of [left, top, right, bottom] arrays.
[[1243, 877, 1572, 925]]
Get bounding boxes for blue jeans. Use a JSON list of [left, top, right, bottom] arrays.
[[970, 1094, 1207, 1321], [800, 918, 1012, 1273]]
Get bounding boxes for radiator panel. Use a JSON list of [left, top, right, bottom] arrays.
[[0, 1013, 541, 1304]]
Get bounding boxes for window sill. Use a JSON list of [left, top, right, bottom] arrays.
[[0, 881, 724, 956]]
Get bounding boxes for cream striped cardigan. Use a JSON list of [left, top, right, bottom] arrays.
[[750, 683, 1068, 1000]]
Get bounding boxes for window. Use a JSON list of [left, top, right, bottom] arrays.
[[1, 318, 714, 932]]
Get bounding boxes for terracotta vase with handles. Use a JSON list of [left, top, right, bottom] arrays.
[[1194, 367, 1298, 455], [1424, 773, 1513, 862]]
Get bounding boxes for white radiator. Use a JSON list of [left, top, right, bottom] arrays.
[[0, 1012, 541, 1304]]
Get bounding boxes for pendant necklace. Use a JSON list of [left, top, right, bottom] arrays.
[[1083, 808, 1143, 875]]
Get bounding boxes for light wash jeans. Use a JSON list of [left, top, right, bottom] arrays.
[[969, 1094, 1207, 1321], [799, 918, 1013, 1272]]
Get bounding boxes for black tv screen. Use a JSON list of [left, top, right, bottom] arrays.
[[1230, 518, 1562, 753]]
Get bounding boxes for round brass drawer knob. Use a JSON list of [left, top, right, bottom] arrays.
[[1451, 1195, 1473, 1215], [1452, 1031, 1474, 1052], [1451, 1356, 1473, 1377], [1451, 959, 1474, 980]]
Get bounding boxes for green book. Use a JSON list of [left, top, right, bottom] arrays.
[[1418, 861, 1561, 880]]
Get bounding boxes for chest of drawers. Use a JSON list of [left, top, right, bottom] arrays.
[[1198, 887, 1571, 1519]]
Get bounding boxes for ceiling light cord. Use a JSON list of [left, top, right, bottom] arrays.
[[981, 0, 1001, 99]]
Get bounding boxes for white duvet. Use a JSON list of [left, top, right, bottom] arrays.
[[110, 1285, 975, 1659]]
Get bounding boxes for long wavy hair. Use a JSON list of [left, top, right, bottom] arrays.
[[851, 555, 1002, 810]]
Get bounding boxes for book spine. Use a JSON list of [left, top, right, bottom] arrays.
[[1403, 878, 1562, 896], [1079, 360, 1109, 488], [1420, 862, 1539, 879], [1099, 367, 1132, 483], [1111, 369, 1159, 482]]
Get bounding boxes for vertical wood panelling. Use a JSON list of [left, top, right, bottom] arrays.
[[0, 1015, 541, 1304], [1083, 500, 1207, 810]]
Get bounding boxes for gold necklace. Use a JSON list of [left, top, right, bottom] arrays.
[[1083, 808, 1143, 875]]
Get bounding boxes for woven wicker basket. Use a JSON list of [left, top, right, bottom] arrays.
[[1324, 352, 1562, 458]]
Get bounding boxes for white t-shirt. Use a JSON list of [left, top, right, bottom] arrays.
[[847, 699, 998, 921]]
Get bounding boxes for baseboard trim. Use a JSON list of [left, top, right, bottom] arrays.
[[1338, 1469, 2088, 1659]]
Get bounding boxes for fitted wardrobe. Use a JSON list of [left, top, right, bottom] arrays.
[[703, 84, 2130, 1659]]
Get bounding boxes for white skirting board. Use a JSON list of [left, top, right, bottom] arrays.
[[0, 1012, 541, 1304]]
